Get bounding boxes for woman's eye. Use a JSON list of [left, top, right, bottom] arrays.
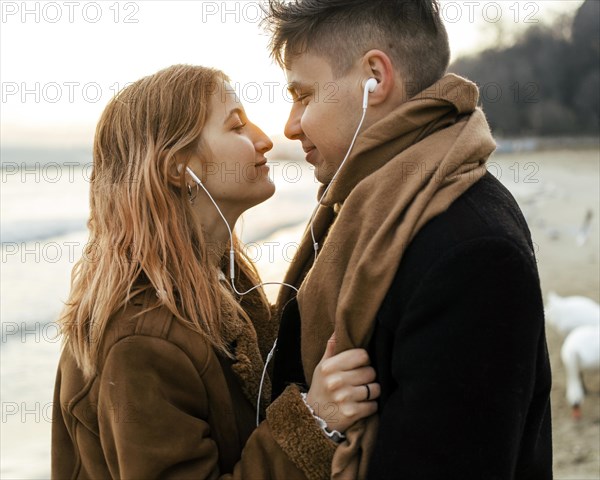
[[233, 122, 247, 132]]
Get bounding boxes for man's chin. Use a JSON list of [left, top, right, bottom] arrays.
[[313, 160, 339, 185], [314, 167, 333, 185]]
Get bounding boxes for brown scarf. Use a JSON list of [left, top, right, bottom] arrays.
[[276, 74, 496, 479]]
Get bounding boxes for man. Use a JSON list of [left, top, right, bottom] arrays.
[[263, 0, 553, 478]]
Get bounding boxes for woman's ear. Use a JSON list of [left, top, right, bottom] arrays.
[[166, 154, 188, 189], [361, 49, 397, 106]]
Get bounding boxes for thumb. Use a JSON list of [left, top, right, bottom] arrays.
[[322, 332, 337, 360]]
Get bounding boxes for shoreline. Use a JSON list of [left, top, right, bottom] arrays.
[[1, 148, 598, 478]]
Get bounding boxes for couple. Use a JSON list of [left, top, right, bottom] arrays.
[[52, 1, 553, 479]]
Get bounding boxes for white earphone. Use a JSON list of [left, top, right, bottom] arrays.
[[185, 76, 378, 425], [363, 77, 378, 109], [308, 77, 377, 260]]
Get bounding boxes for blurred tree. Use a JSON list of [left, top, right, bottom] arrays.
[[450, 0, 599, 136]]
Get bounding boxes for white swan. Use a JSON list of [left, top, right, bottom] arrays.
[[545, 292, 600, 335], [560, 324, 600, 419]]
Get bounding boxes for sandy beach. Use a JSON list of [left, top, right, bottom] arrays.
[[500, 149, 600, 479], [1, 147, 598, 478], [250, 147, 600, 479]]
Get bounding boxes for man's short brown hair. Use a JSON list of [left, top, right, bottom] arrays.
[[262, 0, 450, 95]]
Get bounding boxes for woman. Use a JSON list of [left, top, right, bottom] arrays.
[[52, 65, 380, 479]]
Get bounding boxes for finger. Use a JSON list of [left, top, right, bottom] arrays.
[[340, 400, 378, 422], [355, 400, 378, 420], [367, 382, 381, 400], [335, 366, 376, 387], [355, 382, 381, 402], [322, 332, 337, 360], [335, 382, 380, 404], [323, 348, 371, 372]]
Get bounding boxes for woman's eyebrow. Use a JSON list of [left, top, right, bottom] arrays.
[[223, 107, 244, 124]]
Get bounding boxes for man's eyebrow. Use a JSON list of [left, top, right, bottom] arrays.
[[287, 81, 312, 93], [223, 107, 244, 124]]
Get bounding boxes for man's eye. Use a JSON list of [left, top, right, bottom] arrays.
[[233, 122, 247, 131], [295, 95, 310, 105]]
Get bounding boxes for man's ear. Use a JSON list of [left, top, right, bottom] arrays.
[[360, 49, 398, 106]]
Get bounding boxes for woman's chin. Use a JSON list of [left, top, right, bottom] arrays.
[[258, 182, 276, 204], [241, 182, 276, 212]]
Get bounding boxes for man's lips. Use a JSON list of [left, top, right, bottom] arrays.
[[303, 146, 318, 164]]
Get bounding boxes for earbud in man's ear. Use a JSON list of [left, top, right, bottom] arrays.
[[363, 78, 378, 109]]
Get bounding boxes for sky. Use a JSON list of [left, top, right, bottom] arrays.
[[0, 0, 585, 146]]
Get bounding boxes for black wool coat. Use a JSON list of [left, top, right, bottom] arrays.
[[272, 172, 553, 479]]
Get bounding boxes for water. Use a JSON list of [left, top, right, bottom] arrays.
[[0, 148, 318, 478], [3, 146, 598, 477]]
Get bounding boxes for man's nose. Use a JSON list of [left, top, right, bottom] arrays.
[[284, 104, 303, 140]]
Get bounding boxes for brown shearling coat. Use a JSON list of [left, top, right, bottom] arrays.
[[52, 290, 336, 479]]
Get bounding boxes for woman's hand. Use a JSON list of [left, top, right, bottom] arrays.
[[306, 334, 380, 434]]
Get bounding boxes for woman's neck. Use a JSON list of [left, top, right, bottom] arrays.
[[191, 202, 240, 268]]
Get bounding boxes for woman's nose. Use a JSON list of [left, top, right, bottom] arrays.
[[254, 126, 273, 154]]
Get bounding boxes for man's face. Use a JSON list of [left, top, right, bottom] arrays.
[[284, 53, 363, 184]]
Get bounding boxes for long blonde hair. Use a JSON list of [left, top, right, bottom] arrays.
[[60, 65, 268, 378]]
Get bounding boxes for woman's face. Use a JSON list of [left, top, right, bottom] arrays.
[[189, 82, 275, 217]]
